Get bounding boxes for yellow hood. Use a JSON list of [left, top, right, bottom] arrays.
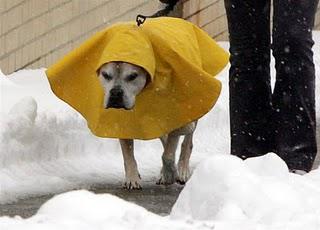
[[46, 17, 229, 140]]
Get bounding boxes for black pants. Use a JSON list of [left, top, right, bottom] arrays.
[[224, 0, 318, 171]]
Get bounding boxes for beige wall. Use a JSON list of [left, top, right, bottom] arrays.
[[0, 0, 161, 74], [183, 0, 320, 41], [0, 0, 319, 74], [182, 0, 228, 40]]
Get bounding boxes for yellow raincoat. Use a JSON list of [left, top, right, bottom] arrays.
[[46, 17, 229, 140]]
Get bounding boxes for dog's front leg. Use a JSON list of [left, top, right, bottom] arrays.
[[177, 133, 193, 184], [157, 134, 179, 185], [119, 139, 141, 189]]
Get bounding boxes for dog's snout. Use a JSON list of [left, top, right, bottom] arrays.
[[110, 88, 124, 97], [106, 87, 125, 109]]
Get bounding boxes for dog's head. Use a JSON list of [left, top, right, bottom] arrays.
[[97, 62, 149, 110]]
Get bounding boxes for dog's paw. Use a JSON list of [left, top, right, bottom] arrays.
[[176, 162, 191, 185], [123, 174, 142, 190], [157, 158, 177, 185], [157, 171, 177, 185]]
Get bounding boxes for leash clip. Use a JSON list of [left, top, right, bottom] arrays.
[[136, 15, 147, 26], [136, 0, 179, 26]]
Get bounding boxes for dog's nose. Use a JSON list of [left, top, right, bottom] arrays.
[[110, 88, 124, 97], [107, 87, 124, 109]]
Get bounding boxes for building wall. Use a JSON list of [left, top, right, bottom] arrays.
[[182, 0, 320, 41], [182, 0, 228, 40], [0, 0, 319, 74], [0, 0, 160, 74]]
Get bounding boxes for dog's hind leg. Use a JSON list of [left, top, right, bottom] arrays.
[[177, 132, 193, 184], [157, 134, 179, 185], [160, 135, 168, 149], [119, 139, 141, 189]]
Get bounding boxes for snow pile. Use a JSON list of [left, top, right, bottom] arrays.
[[0, 190, 215, 230], [2, 155, 320, 230], [0, 75, 124, 202], [171, 153, 320, 229], [0, 69, 67, 113]]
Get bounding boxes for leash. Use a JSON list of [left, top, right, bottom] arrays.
[[136, 0, 179, 26]]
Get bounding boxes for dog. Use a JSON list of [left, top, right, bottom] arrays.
[[46, 17, 228, 190], [98, 62, 197, 189]]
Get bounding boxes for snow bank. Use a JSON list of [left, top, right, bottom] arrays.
[[171, 153, 320, 229], [0, 69, 67, 113], [0, 190, 215, 230]]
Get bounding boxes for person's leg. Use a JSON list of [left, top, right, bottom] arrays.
[[225, 0, 273, 159], [272, 0, 319, 172]]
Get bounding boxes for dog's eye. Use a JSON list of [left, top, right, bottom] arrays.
[[127, 73, 138, 81], [101, 72, 112, 80]]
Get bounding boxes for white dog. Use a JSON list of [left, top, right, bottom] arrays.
[[98, 62, 197, 189]]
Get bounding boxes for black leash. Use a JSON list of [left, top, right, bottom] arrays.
[[136, 0, 179, 26]]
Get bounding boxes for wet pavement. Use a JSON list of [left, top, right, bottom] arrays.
[[0, 182, 184, 218]]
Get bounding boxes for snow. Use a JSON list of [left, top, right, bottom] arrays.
[[171, 153, 320, 229], [0, 31, 319, 229], [0, 190, 215, 230]]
